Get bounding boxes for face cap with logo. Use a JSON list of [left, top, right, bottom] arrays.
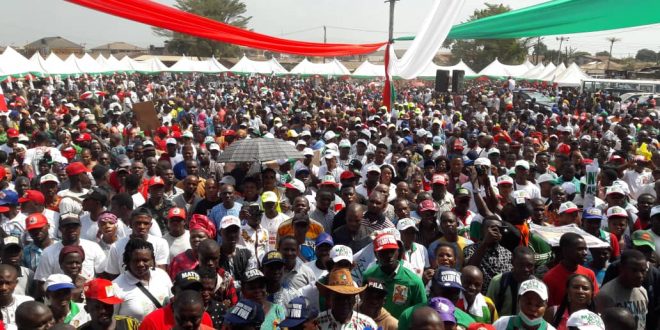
[[261, 251, 285, 267], [279, 296, 319, 328], [518, 278, 548, 301], [566, 309, 605, 330], [25, 213, 48, 231], [428, 296, 457, 325], [45, 273, 75, 292], [631, 230, 656, 251], [84, 278, 123, 304], [224, 299, 265, 326], [373, 233, 399, 252], [433, 266, 464, 291]]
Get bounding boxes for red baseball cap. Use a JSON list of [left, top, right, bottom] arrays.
[[168, 207, 186, 220], [148, 176, 165, 188], [172, 131, 182, 139], [419, 199, 438, 212], [432, 174, 447, 185], [157, 126, 169, 135], [373, 233, 399, 252], [83, 278, 123, 304], [467, 323, 495, 330], [223, 130, 236, 137], [339, 170, 356, 181], [19, 190, 45, 205], [6, 128, 18, 138], [76, 133, 92, 142], [25, 213, 48, 230], [65, 162, 91, 176]]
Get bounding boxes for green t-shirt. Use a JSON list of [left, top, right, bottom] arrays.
[[362, 260, 427, 318], [398, 303, 476, 330]]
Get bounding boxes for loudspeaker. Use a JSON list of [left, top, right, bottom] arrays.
[[435, 70, 450, 92], [452, 70, 465, 93]]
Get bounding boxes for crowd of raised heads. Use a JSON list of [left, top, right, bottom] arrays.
[[0, 72, 655, 329]]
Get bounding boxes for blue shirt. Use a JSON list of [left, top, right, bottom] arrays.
[[208, 202, 243, 241], [22, 242, 50, 272]]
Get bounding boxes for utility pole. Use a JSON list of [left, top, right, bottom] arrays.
[[606, 37, 621, 73], [535, 37, 542, 64], [386, 0, 398, 43], [323, 26, 327, 63], [555, 36, 568, 64]]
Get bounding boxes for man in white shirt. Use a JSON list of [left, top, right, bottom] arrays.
[[261, 191, 288, 250], [104, 208, 169, 278], [238, 204, 269, 265], [0, 264, 34, 327], [34, 213, 107, 296], [623, 156, 653, 200], [20, 189, 59, 240], [163, 207, 191, 262], [57, 162, 92, 215], [80, 187, 128, 242], [513, 160, 541, 199]]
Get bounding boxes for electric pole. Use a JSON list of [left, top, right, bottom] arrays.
[[556, 36, 568, 64], [386, 0, 398, 43], [534, 37, 543, 64], [323, 26, 327, 63], [606, 37, 621, 73]]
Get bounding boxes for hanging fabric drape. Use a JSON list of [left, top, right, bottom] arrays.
[[388, 0, 465, 79], [65, 0, 386, 56]]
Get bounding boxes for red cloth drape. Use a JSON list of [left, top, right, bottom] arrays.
[[66, 0, 387, 56]]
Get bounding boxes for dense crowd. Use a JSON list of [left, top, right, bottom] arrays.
[[0, 72, 654, 330]]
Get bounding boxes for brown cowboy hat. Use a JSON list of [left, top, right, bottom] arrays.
[[316, 268, 365, 295]]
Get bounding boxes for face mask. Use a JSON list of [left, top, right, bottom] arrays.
[[518, 311, 544, 327]]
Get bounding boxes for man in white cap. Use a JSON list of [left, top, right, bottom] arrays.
[[492, 279, 555, 330], [44, 273, 90, 326], [566, 310, 605, 330], [318, 150, 342, 183], [396, 218, 429, 277], [513, 160, 541, 199]]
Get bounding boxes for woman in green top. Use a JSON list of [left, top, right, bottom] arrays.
[[242, 268, 286, 330]]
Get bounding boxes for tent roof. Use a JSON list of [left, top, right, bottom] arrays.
[[352, 60, 384, 78], [521, 63, 545, 80], [478, 58, 510, 77], [75, 53, 107, 74], [553, 63, 591, 87], [441, 60, 476, 76], [230, 56, 288, 74], [541, 63, 566, 81], [290, 58, 350, 76], [0, 47, 43, 78]]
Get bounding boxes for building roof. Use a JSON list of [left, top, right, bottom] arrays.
[[24, 37, 83, 50], [90, 42, 146, 52]]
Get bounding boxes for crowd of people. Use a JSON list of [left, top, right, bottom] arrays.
[[0, 71, 654, 330]]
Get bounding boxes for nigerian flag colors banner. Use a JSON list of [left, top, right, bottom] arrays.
[[398, 0, 660, 40]]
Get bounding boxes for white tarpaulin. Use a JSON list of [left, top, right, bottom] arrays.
[[29, 53, 49, 76], [117, 56, 142, 73], [352, 60, 385, 78], [135, 57, 169, 73], [75, 53, 107, 75], [167, 55, 198, 72], [230, 55, 288, 75], [44, 53, 79, 76], [553, 63, 591, 87], [503, 59, 534, 78], [441, 59, 477, 76]]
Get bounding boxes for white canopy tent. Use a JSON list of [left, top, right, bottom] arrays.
[[290, 58, 351, 76], [521, 63, 545, 80], [167, 55, 198, 73], [553, 63, 591, 87], [135, 57, 169, 73], [230, 56, 288, 75], [540, 63, 566, 81], [75, 53, 107, 75], [528, 63, 556, 80], [352, 60, 385, 78], [29, 53, 49, 76], [0, 47, 43, 78], [503, 59, 534, 78], [478, 58, 511, 77], [440, 60, 477, 76]]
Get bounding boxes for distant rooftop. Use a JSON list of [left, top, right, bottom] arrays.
[[24, 36, 83, 49]]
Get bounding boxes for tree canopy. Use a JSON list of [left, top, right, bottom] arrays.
[[636, 49, 658, 62], [443, 3, 533, 72], [154, 0, 251, 57]]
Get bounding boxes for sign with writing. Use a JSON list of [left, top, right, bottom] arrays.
[[530, 223, 609, 248]]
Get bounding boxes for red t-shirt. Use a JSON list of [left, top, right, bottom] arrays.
[[543, 263, 599, 306], [139, 303, 213, 330]]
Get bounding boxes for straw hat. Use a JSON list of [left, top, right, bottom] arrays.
[[316, 268, 365, 295]]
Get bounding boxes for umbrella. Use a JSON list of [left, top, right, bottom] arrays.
[[217, 137, 304, 163], [80, 91, 107, 100]]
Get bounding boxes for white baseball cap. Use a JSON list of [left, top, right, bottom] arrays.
[[396, 218, 418, 232], [488, 148, 500, 156], [220, 215, 241, 229], [566, 310, 605, 330], [209, 143, 221, 151], [651, 205, 660, 218], [518, 278, 548, 301], [44, 274, 75, 292], [515, 160, 530, 170], [537, 173, 556, 184], [303, 148, 314, 156], [497, 175, 514, 185], [284, 179, 305, 194], [339, 139, 351, 148], [606, 206, 628, 218], [182, 131, 194, 138], [323, 131, 336, 141], [166, 138, 177, 145], [330, 245, 353, 263], [474, 158, 491, 167], [40, 173, 60, 185], [558, 201, 579, 214], [366, 165, 381, 174]]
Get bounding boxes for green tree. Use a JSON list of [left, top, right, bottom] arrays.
[[636, 49, 657, 62], [444, 3, 533, 72], [154, 0, 251, 57], [595, 51, 610, 57]]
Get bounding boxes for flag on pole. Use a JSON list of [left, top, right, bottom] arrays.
[[0, 85, 7, 112], [382, 43, 396, 113]]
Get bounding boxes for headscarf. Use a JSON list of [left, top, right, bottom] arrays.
[[189, 214, 216, 239], [98, 212, 118, 224], [59, 245, 85, 264]]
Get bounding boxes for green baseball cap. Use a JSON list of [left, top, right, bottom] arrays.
[[632, 230, 656, 251]]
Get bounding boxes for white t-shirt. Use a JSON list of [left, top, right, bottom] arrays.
[[493, 316, 556, 330], [402, 242, 430, 277], [261, 213, 288, 250], [57, 189, 89, 215], [104, 235, 170, 275], [80, 213, 130, 242], [623, 169, 653, 200], [163, 230, 191, 262], [132, 193, 146, 209], [1, 213, 26, 240], [513, 181, 542, 200], [113, 268, 172, 321], [1, 295, 33, 326], [23, 147, 64, 175], [304, 260, 328, 280], [34, 239, 106, 281]]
